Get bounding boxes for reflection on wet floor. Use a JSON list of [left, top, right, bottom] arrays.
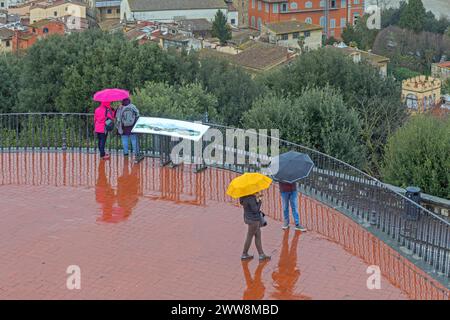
[[271, 230, 311, 300], [96, 159, 140, 223], [0, 152, 448, 300]]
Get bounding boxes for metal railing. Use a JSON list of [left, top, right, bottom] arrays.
[[0, 112, 449, 289]]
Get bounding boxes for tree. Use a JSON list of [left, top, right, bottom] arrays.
[[132, 81, 220, 122], [399, 0, 426, 33], [197, 58, 260, 126], [392, 66, 421, 81], [0, 54, 20, 113], [242, 88, 366, 167], [258, 48, 406, 175], [442, 79, 450, 95], [212, 10, 231, 45], [342, 16, 380, 50], [382, 115, 450, 199]]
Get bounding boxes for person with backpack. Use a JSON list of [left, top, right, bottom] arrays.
[[116, 98, 140, 157], [94, 101, 115, 160]]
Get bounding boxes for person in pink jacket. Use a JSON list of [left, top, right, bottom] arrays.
[[94, 101, 115, 160]]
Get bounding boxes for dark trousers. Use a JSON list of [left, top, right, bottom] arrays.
[[243, 221, 264, 255], [97, 133, 108, 157]]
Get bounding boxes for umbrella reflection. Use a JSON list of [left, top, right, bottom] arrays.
[[271, 230, 311, 300], [242, 259, 270, 300]]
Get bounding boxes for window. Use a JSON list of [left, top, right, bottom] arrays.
[[258, 1, 261, 11], [281, 33, 288, 40], [293, 32, 299, 39], [305, 17, 312, 24], [65, 6, 68, 11], [330, 19, 336, 28], [116, 9, 120, 14], [320, 16, 326, 27], [43, 27, 49, 33], [341, 0, 346, 8], [251, 16, 256, 27], [406, 94, 418, 109], [304, 31, 311, 37], [305, 1, 312, 8], [273, 3, 278, 13], [320, 0, 325, 7], [5, 40, 10, 47], [231, 18, 236, 25], [251, 0, 255, 9], [54, 11, 57, 16], [354, 0, 360, 4], [265, 3, 269, 12], [107, 9, 112, 14], [281, 3, 288, 12], [290, 2, 297, 10], [257, 17, 262, 30], [330, 30, 335, 37], [331, 0, 336, 8], [0, 2, 4, 8], [341, 18, 346, 27]]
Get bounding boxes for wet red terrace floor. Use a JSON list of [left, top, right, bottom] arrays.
[[0, 152, 448, 300]]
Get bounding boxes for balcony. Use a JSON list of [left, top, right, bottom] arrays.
[[0, 113, 448, 299]]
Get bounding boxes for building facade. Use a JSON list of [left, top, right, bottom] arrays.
[[121, 0, 238, 27], [29, 0, 86, 24], [261, 20, 322, 50], [248, 0, 365, 39], [0, 27, 13, 52], [402, 76, 442, 114], [12, 19, 65, 51], [431, 61, 450, 81]]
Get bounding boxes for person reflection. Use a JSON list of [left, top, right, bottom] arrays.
[[241, 259, 270, 300], [95, 160, 115, 222], [271, 230, 311, 300], [116, 158, 140, 221], [96, 159, 140, 223]]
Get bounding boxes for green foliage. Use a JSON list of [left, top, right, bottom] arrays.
[[399, 0, 427, 33], [0, 54, 20, 113], [381, 2, 407, 28], [132, 81, 220, 122], [197, 58, 261, 126], [15, 29, 199, 113], [342, 16, 379, 50], [242, 88, 365, 167], [258, 48, 406, 174], [382, 115, 450, 199], [212, 10, 231, 45], [442, 79, 450, 95], [392, 66, 421, 81]]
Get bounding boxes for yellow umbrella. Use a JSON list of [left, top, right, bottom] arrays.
[[226, 173, 272, 199]]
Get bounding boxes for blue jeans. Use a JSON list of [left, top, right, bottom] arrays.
[[281, 191, 300, 225], [121, 134, 139, 155]]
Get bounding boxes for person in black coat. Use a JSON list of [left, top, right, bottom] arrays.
[[239, 192, 271, 261]]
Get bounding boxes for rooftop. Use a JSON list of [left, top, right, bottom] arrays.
[[127, 0, 227, 12], [264, 20, 323, 34], [328, 44, 390, 64], [0, 27, 14, 40], [437, 61, 450, 69], [178, 18, 213, 32]]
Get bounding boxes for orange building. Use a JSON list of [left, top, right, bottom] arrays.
[[248, 0, 365, 39], [12, 19, 65, 52]]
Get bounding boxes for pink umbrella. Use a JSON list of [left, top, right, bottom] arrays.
[[93, 88, 130, 102]]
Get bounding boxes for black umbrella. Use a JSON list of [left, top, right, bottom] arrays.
[[270, 151, 315, 184]]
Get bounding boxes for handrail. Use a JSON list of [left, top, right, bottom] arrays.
[[0, 112, 449, 287]]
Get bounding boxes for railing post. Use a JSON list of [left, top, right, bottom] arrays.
[[62, 114, 67, 151]]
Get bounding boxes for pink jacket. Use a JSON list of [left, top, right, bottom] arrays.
[[94, 102, 115, 133]]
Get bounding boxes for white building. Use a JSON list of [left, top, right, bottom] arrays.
[[121, 0, 238, 27], [1, 0, 25, 9]]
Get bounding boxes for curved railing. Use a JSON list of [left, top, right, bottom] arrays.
[[0, 112, 449, 290]]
